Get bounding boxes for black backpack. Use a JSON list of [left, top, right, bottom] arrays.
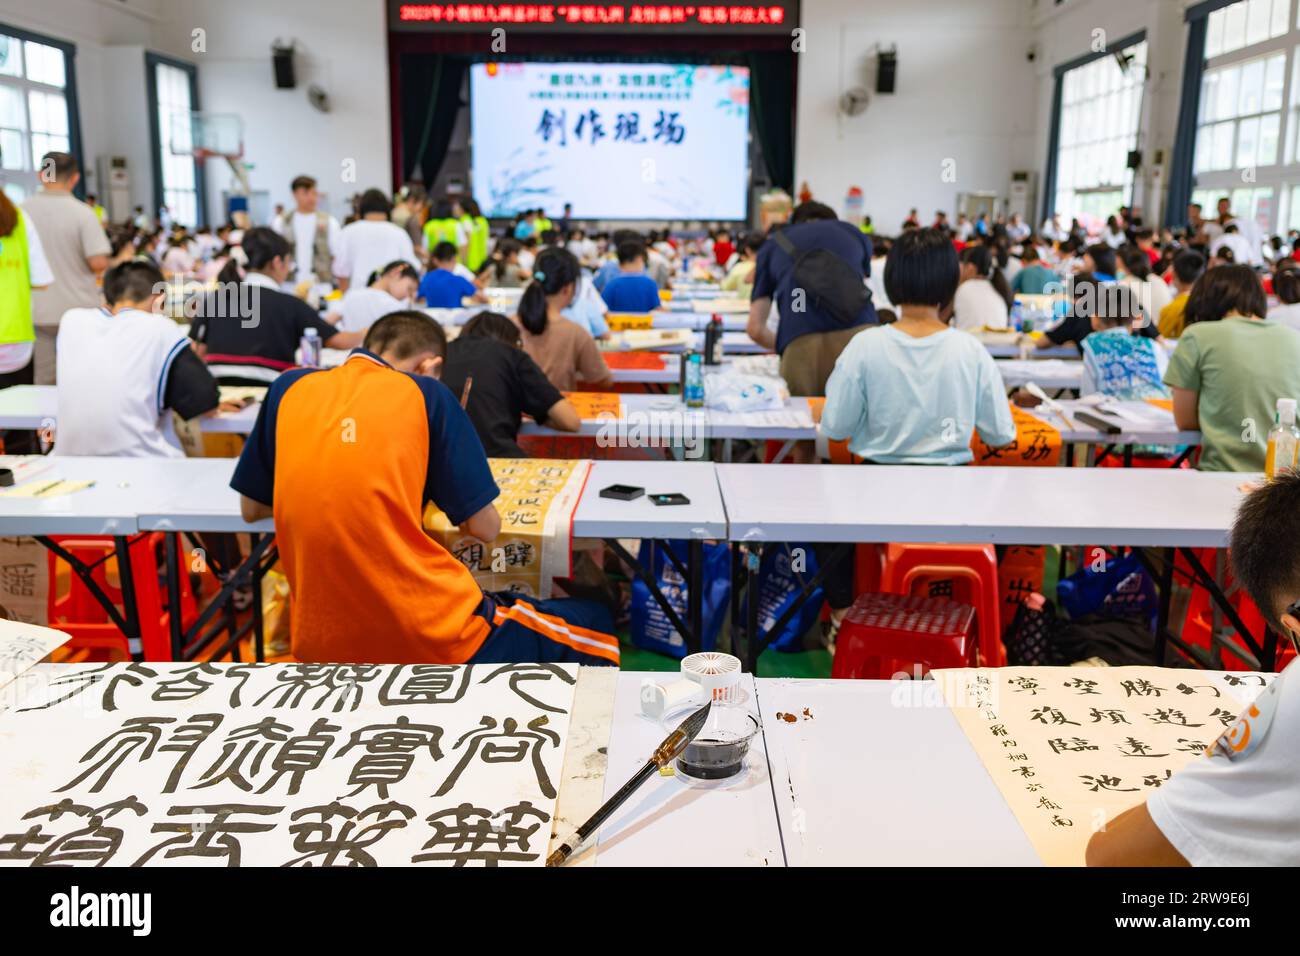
[[771, 226, 871, 326]]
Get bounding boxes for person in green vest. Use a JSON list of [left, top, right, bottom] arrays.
[[86, 193, 107, 223], [423, 198, 465, 265], [456, 197, 490, 274], [534, 207, 553, 235], [0, 188, 54, 451]]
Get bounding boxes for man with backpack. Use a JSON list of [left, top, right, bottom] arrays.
[[747, 200, 878, 414]]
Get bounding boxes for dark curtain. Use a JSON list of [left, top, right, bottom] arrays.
[[1165, 15, 1208, 229], [747, 51, 795, 192], [398, 53, 468, 185]]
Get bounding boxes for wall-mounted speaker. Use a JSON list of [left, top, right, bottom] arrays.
[[876, 49, 897, 94], [272, 42, 296, 89]]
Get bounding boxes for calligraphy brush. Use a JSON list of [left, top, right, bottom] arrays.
[[546, 699, 712, 867]]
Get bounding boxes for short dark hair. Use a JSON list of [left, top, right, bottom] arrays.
[[1276, 267, 1300, 305], [460, 311, 521, 347], [291, 175, 317, 193], [1085, 243, 1117, 277], [1020, 244, 1040, 263], [104, 260, 165, 307], [1172, 249, 1205, 285], [431, 241, 458, 263], [790, 201, 837, 224], [883, 227, 960, 308], [616, 239, 647, 265], [41, 151, 78, 182], [358, 188, 392, 217], [368, 260, 419, 286], [1184, 264, 1267, 325], [1231, 473, 1300, 628], [1086, 283, 1142, 328], [363, 310, 448, 361], [1120, 245, 1150, 280]]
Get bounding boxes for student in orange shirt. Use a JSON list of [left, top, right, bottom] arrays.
[[231, 310, 619, 665]]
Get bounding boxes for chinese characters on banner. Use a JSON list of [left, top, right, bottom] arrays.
[[424, 458, 591, 598], [969, 405, 1062, 468], [0, 660, 578, 867], [536, 107, 688, 146], [936, 666, 1276, 865]]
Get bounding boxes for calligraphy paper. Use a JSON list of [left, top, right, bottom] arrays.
[[936, 666, 1276, 866], [605, 313, 654, 331], [0, 661, 578, 867], [425, 459, 591, 598], [563, 392, 623, 420], [0, 621, 68, 695], [602, 352, 666, 372]]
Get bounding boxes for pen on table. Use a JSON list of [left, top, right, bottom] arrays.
[[460, 376, 474, 409]]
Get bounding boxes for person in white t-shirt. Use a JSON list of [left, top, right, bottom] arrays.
[[336, 260, 420, 334], [332, 189, 419, 294], [55, 260, 224, 458], [275, 175, 342, 286], [1088, 473, 1300, 866], [1118, 245, 1171, 327], [950, 245, 1011, 331]]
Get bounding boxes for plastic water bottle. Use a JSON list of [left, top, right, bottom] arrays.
[[1010, 302, 1025, 333], [684, 352, 705, 408], [300, 327, 322, 368], [704, 313, 724, 365], [1266, 398, 1300, 479]]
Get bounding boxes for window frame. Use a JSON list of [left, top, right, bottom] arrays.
[[145, 50, 206, 228], [0, 20, 83, 200]]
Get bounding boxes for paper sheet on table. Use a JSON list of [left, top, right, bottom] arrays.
[[563, 392, 622, 419], [726, 354, 781, 378], [691, 297, 750, 313], [610, 329, 694, 351], [602, 351, 667, 371], [0, 661, 577, 866], [935, 666, 1276, 866], [995, 359, 1082, 385], [424, 458, 591, 599], [0, 479, 95, 499], [219, 385, 267, 405], [605, 313, 654, 331]]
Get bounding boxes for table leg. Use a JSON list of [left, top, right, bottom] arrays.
[[745, 543, 763, 673], [35, 535, 139, 655], [688, 538, 704, 655], [1155, 546, 1173, 666], [1179, 546, 1274, 671], [112, 535, 144, 660], [605, 537, 694, 648], [163, 532, 186, 660]]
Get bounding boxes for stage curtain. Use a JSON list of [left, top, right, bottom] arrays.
[[399, 54, 468, 185], [747, 51, 794, 192]]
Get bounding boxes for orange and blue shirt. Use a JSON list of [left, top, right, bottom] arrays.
[[230, 349, 500, 663]]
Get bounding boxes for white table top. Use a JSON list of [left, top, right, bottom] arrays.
[[594, 673, 784, 867], [0, 386, 259, 434], [995, 359, 1082, 391], [0, 456, 147, 535], [757, 678, 1040, 865], [134, 457, 271, 534], [717, 462, 1251, 547], [521, 393, 816, 442], [572, 460, 727, 539]]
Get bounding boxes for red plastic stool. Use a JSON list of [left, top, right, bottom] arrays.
[[47, 533, 196, 661], [881, 542, 1004, 666], [1178, 547, 1274, 670], [832, 592, 978, 680]]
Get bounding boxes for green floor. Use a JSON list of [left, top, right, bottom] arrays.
[[616, 546, 1064, 678]]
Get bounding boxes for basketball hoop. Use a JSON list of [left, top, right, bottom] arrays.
[[173, 112, 250, 194]]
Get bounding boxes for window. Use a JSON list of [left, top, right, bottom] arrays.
[[1050, 39, 1148, 228], [0, 27, 77, 205], [1188, 0, 1300, 238], [148, 55, 202, 228]]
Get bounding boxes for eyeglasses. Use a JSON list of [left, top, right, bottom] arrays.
[[1282, 599, 1300, 658]]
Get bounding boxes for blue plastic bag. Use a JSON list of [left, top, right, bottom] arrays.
[[744, 543, 825, 653], [629, 540, 730, 658], [1056, 551, 1157, 625]]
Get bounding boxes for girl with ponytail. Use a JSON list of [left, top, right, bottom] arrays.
[[951, 243, 1012, 331], [513, 246, 611, 390]]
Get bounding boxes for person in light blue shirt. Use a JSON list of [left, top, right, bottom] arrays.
[[822, 227, 1017, 465], [1010, 244, 1058, 295], [561, 272, 610, 339], [601, 239, 663, 313]]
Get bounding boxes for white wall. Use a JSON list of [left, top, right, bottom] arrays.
[[150, 0, 391, 224], [793, 0, 1039, 230]]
